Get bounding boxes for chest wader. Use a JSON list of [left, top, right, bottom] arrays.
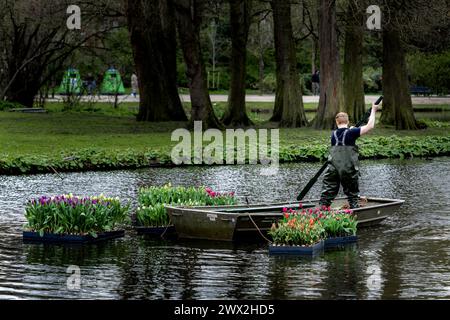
[[319, 130, 360, 209]]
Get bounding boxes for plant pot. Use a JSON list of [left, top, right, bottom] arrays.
[[22, 230, 125, 244], [268, 240, 324, 256], [324, 235, 358, 249], [134, 225, 177, 238]]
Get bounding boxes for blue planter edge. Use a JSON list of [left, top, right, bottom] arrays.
[[269, 240, 325, 256], [22, 230, 125, 244], [324, 235, 358, 248], [134, 225, 176, 236]]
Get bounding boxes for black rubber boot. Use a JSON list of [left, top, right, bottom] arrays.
[[342, 172, 360, 209], [319, 164, 340, 207]]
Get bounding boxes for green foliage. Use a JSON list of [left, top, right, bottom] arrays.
[[136, 203, 171, 227], [136, 184, 237, 227], [407, 51, 450, 95], [280, 143, 329, 162], [358, 136, 450, 159], [269, 214, 325, 246], [363, 67, 382, 93], [24, 194, 130, 237], [0, 148, 164, 175], [321, 213, 357, 238], [310, 207, 358, 238], [1, 135, 448, 175], [269, 207, 358, 246], [0, 101, 26, 111], [262, 73, 277, 93], [281, 136, 450, 162], [420, 119, 450, 128]]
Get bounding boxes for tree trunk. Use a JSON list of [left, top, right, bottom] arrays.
[[311, 37, 318, 74], [126, 0, 187, 122], [222, 0, 253, 127], [314, 0, 343, 130], [258, 19, 266, 95], [174, 0, 222, 129], [259, 47, 265, 95], [343, 1, 365, 124], [6, 73, 39, 107], [381, 28, 418, 130], [4, 51, 48, 107], [270, 0, 308, 127]]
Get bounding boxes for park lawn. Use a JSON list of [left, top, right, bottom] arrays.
[[0, 101, 448, 174], [0, 111, 178, 157], [0, 103, 449, 158], [43, 100, 450, 124]]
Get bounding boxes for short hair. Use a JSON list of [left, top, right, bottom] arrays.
[[335, 112, 349, 125]]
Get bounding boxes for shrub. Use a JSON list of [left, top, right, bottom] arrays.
[[407, 51, 450, 95], [0, 101, 27, 111]]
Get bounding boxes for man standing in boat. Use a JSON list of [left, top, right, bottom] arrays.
[[319, 103, 380, 209]]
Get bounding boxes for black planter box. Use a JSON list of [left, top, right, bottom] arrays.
[[134, 225, 176, 237], [269, 240, 324, 256], [324, 235, 358, 249], [23, 230, 125, 244]]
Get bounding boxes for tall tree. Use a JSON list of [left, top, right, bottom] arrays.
[[343, 0, 365, 124], [247, 4, 273, 95], [222, 0, 253, 127], [0, 0, 118, 107], [314, 0, 343, 129], [174, 0, 222, 129], [379, 0, 425, 130], [381, 28, 418, 129], [126, 0, 187, 121], [270, 0, 308, 127]]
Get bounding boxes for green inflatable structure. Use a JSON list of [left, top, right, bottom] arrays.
[[58, 68, 82, 95], [101, 68, 125, 95]]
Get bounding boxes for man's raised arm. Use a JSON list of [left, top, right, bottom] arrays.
[[360, 103, 380, 136]]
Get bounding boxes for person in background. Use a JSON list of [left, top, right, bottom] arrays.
[[131, 72, 138, 98], [319, 102, 380, 209], [312, 70, 320, 95], [86, 73, 96, 95]]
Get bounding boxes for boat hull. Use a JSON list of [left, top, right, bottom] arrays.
[[167, 197, 404, 242]]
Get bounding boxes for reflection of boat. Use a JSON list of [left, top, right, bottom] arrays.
[[167, 197, 405, 242]]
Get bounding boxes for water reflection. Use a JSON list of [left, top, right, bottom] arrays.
[[0, 158, 449, 299]]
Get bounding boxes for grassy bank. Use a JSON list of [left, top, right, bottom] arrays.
[[0, 102, 449, 175]]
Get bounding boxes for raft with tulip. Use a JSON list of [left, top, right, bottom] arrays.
[[21, 186, 404, 253], [23, 194, 130, 244], [268, 206, 358, 255]]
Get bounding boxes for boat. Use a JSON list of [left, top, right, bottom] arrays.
[[166, 197, 405, 242]]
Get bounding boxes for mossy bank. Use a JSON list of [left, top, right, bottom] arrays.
[[1, 135, 449, 175]]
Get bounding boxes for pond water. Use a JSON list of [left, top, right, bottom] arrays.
[[0, 158, 449, 300]]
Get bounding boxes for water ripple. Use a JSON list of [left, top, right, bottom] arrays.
[[0, 158, 449, 299]]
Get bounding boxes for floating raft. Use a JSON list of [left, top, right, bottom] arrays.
[[269, 241, 325, 256], [324, 235, 358, 249], [22, 230, 125, 244], [134, 225, 176, 237]]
